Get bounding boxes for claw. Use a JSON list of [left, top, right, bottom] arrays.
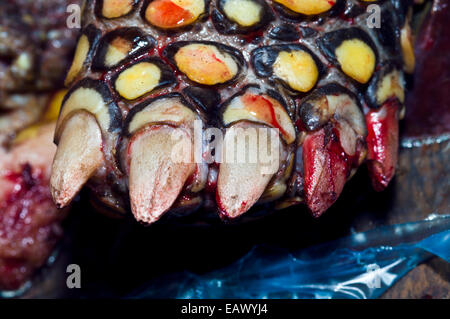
[[50, 111, 104, 208], [217, 122, 280, 218], [365, 100, 399, 191], [299, 84, 367, 216], [217, 87, 294, 218], [302, 127, 351, 217], [128, 125, 195, 223]]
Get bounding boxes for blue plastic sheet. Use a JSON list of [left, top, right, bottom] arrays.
[[130, 214, 450, 299]]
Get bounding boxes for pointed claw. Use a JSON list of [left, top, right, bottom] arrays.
[[365, 100, 399, 191], [217, 122, 280, 218], [299, 84, 367, 216], [128, 125, 195, 223], [302, 128, 351, 217], [50, 112, 104, 208]]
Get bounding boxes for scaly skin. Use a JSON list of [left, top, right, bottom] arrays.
[[51, 0, 417, 223]]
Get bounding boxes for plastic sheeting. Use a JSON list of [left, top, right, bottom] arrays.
[[130, 214, 450, 299]]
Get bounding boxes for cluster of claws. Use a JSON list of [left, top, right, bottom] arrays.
[[50, 0, 417, 224]]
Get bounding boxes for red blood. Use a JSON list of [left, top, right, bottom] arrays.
[[242, 94, 288, 139], [0, 164, 63, 291], [147, 0, 193, 29], [210, 53, 227, 67], [215, 190, 227, 217], [365, 100, 399, 191], [242, 30, 264, 43], [302, 127, 357, 217], [295, 119, 306, 132], [205, 179, 217, 193], [215, 191, 247, 219]]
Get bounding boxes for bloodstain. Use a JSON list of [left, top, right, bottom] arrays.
[[242, 30, 264, 44], [215, 191, 227, 217], [365, 99, 399, 191], [242, 94, 288, 139], [302, 126, 361, 217], [145, 0, 193, 29], [0, 164, 64, 291]]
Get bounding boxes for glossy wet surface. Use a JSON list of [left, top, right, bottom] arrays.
[[14, 0, 450, 299]]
